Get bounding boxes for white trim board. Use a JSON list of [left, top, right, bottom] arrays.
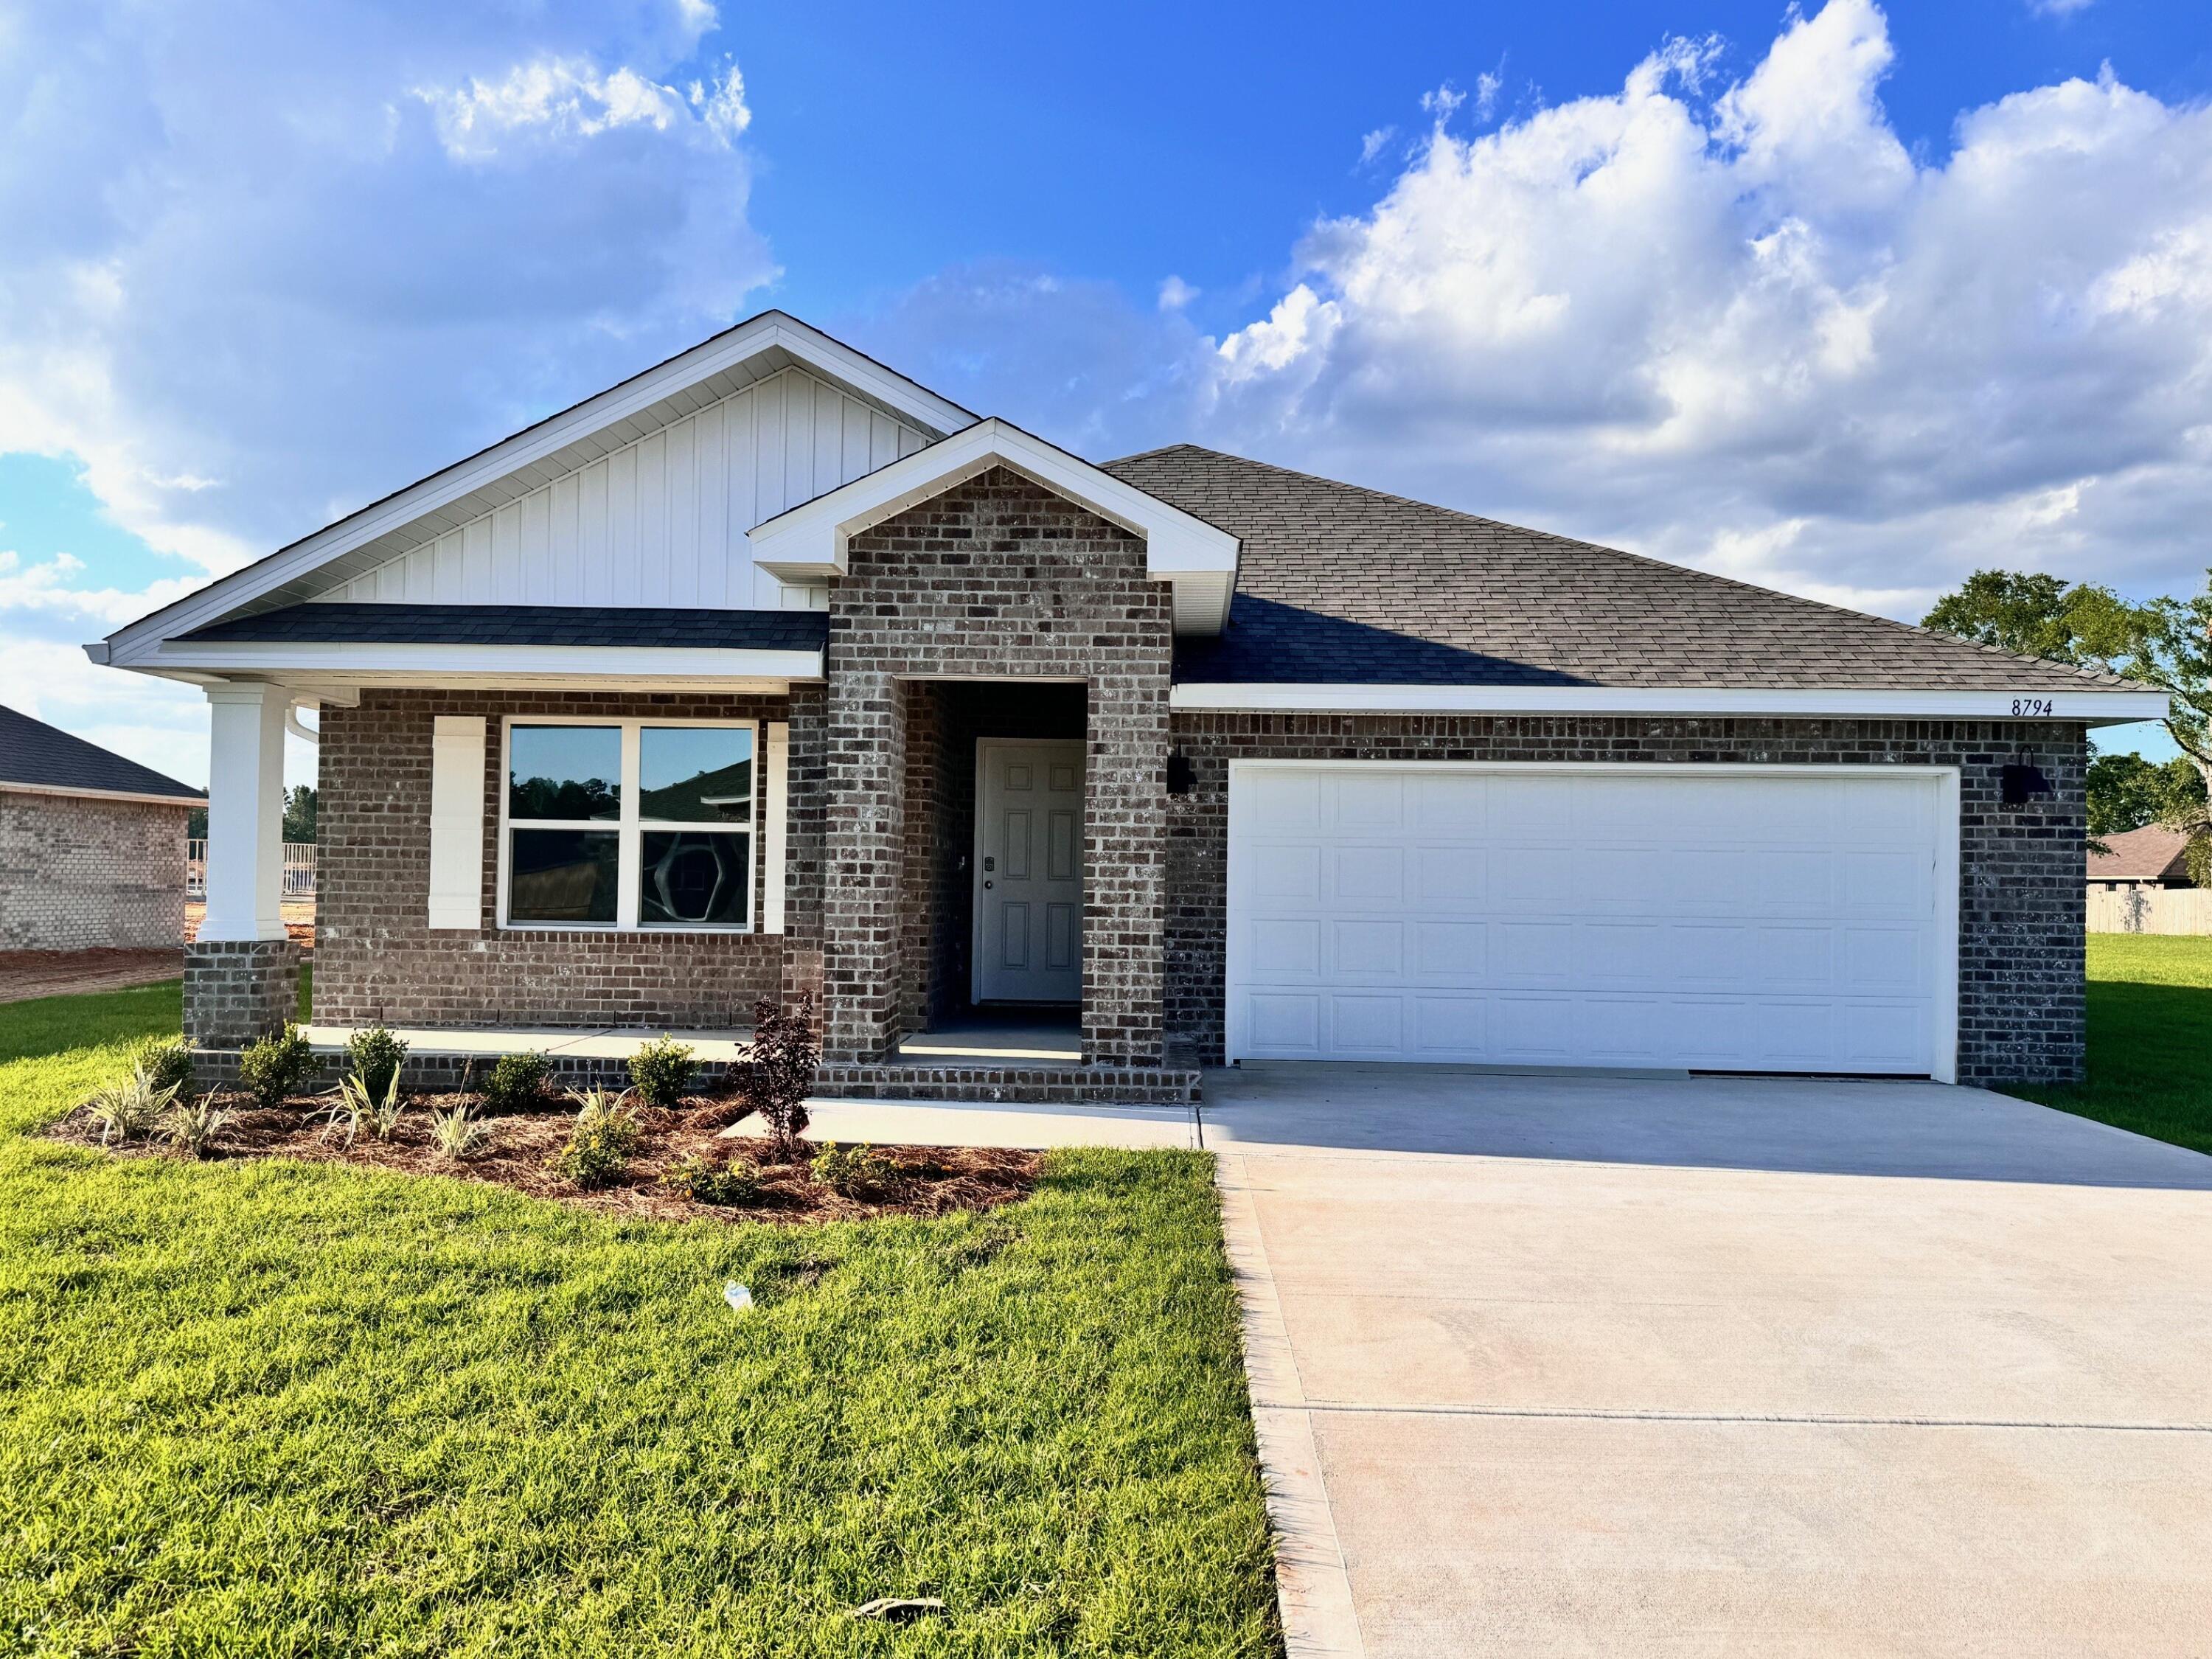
[[748, 417, 1240, 635], [1223, 759, 1962, 1085], [1174, 684, 2167, 723], [97, 312, 973, 667], [0, 779, 203, 810], [140, 642, 824, 682]]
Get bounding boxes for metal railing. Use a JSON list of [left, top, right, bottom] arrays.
[[186, 841, 317, 900]]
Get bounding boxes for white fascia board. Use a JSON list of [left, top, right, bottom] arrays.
[[0, 779, 204, 810], [143, 641, 825, 681], [102, 313, 975, 667], [1170, 683, 2173, 722], [748, 417, 1241, 633]]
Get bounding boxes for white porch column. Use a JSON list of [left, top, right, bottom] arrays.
[[201, 683, 289, 942]]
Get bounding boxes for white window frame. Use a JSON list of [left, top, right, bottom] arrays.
[[498, 716, 758, 933]]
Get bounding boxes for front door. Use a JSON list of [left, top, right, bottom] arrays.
[[974, 738, 1084, 1003]]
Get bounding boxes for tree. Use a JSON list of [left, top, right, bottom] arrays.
[[1925, 567, 2212, 882], [2086, 750, 2206, 838], [282, 785, 318, 844]]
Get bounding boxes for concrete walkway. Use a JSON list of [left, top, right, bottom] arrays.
[[1205, 1065, 2212, 1658]]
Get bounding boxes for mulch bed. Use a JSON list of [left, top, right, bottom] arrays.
[[45, 1095, 1042, 1225]]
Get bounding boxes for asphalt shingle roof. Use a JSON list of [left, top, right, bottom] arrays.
[[180, 603, 830, 652], [1104, 446, 2137, 693], [0, 703, 203, 801], [2087, 824, 2194, 883]]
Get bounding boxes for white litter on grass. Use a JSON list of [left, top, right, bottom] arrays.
[[723, 1281, 754, 1312]]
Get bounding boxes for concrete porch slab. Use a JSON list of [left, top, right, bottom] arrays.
[[298, 1023, 751, 1062], [769, 1096, 1199, 1150]]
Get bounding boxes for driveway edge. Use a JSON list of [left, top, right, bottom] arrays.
[[1215, 1151, 1367, 1659]]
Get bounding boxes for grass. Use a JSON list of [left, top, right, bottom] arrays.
[[0, 985, 1276, 1656], [2011, 934, 2212, 1156]]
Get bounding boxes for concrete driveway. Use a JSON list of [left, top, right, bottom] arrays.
[[1203, 1067, 2212, 1658]]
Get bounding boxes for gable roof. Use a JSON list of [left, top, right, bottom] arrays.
[[0, 704, 203, 804], [97, 311, 973, 669], [2087, 824, 2194, 883], [179, 602, 829, 652], [1107, 445, 2148, 697]]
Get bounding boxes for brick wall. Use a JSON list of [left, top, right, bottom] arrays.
[[315, 688, 817, 1029], [0, 790, 191, 950], [1166, 714, 2088, 1084], [822, 467, 1173, 1064]]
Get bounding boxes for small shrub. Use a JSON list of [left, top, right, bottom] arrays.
[[159, 1093, 231, 1159], [87, 1066, 179, 1145], [627, 1036, 697, 1110], [481, 1051, 554, 1115], [659, 1152, 762, 1206], [429, 1103, 490, 1162], [344, 1025, 408, 1098], [237, 1026, 316, 1110], [731, 995, 818, 1159], [549, 1088, 643, 1188], [810, 1141, 893, 1199], [131, 1037, 195, 1099], [319, 1068, 406, 1144]]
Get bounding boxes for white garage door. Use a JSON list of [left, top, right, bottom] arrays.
[[1227, 764, 1955, 1078]]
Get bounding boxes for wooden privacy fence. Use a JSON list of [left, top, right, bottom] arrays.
[[2087, 886, 2212, 935], [186, 841, 317, 900]]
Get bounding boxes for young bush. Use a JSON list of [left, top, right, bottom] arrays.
[[87, 1066, 179, 1145], [810, 1141, 894, 1199], [131, 1036, 195, 1099], [159, 1093, 232, 1159], [549, 1089, 643, 1188], [429, 1103, 490, 1162], [237, 1026, 316, 1110], [481, 1051, 554, 1115], [627, 1037, 697, 1110], [731, 994, 818, 1160], [659, 1152, 762, 1206], [344, 1025, 408, 1098]]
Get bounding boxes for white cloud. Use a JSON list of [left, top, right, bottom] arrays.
[[2030, 0, 2096, 16], [1158, 275, 1200, 313], [0, 0, 768, 780], [1191, 0, 2212, 617], [1358, 127, 1397, 167]]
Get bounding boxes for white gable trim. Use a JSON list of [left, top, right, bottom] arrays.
[[140, 641, 824, 682], [1169, 683, 2171, 722], [747, 417, 1242, 635], [101, 313, 974, 667]]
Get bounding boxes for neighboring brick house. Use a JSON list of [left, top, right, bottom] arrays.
[[91, 311, 2166, 1090], [2087, 824, 2196, 889], [0, 703, 203, 950]]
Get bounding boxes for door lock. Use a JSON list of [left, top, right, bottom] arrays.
[[984, 880, 994, 890]]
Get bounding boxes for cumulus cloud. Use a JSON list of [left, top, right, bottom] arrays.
[[1193, 0, 2212, 618], [0, 0, 768, 779]]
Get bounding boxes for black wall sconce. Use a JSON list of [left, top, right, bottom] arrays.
[[1166, 751, 1196, 796], [2000, 762, 2053, 807]]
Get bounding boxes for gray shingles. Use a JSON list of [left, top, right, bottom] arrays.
[[1104, 445, 2136, 693], [178, 603, 831, 652], [0, 703, 203, 800]]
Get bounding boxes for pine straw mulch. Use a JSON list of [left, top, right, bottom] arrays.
[[46, 1093, 1042, 1226]]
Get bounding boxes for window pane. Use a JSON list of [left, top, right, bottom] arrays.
[[509, 829, 618, 923], [509, 726, 621, 821], [639, 726, 752, 823], [639, 830, 751, 927]]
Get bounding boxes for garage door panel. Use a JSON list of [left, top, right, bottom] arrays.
[[1231, 766, 1947, 1077]]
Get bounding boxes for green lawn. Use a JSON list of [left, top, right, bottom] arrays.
[[0, 984, 1276, 1656], [2011, 934, 2212, 1156]]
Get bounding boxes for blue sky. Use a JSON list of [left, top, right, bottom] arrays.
[[3, 0, 2207, 782]]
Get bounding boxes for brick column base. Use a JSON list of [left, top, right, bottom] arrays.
[[185, 939, 302, 1048]]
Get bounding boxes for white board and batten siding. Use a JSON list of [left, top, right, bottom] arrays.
[[321, 366, 930, 613], [1226, 762, 1961, 1081]]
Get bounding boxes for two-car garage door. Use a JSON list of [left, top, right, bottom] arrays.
[[1225, 764, 1957, 1079]]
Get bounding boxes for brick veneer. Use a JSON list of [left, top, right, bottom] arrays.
[[314, 688, 821, 1029], [184, 938, 301, 1047], [1164, 714, 2089, 1084], [1, 790, 192, 950], [822, 467, 1173, 1064]]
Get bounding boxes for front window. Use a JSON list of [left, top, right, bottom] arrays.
[[504, 720, 754, 931]]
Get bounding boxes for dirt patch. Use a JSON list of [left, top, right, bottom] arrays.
[[46, 1094, 1041, 1225], [184, 902, 316, 950], [0, 948, 184, 1004]]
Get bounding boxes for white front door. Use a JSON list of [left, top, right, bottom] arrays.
[[1227, 762, 1958, 1079], [974, 739, 1084, 1004]]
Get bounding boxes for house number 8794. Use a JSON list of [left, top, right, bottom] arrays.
[[2010, 697, 2055, 717]]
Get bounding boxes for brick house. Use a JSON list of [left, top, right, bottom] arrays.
[[0, 703, 204, 950], [90, 312, 2163, 1091]]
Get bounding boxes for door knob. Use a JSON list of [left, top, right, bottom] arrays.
[[984, 880, 994, 890]]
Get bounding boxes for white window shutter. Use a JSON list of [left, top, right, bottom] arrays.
[[762, 721, 788, 934], [428, 716, 486, 930]]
